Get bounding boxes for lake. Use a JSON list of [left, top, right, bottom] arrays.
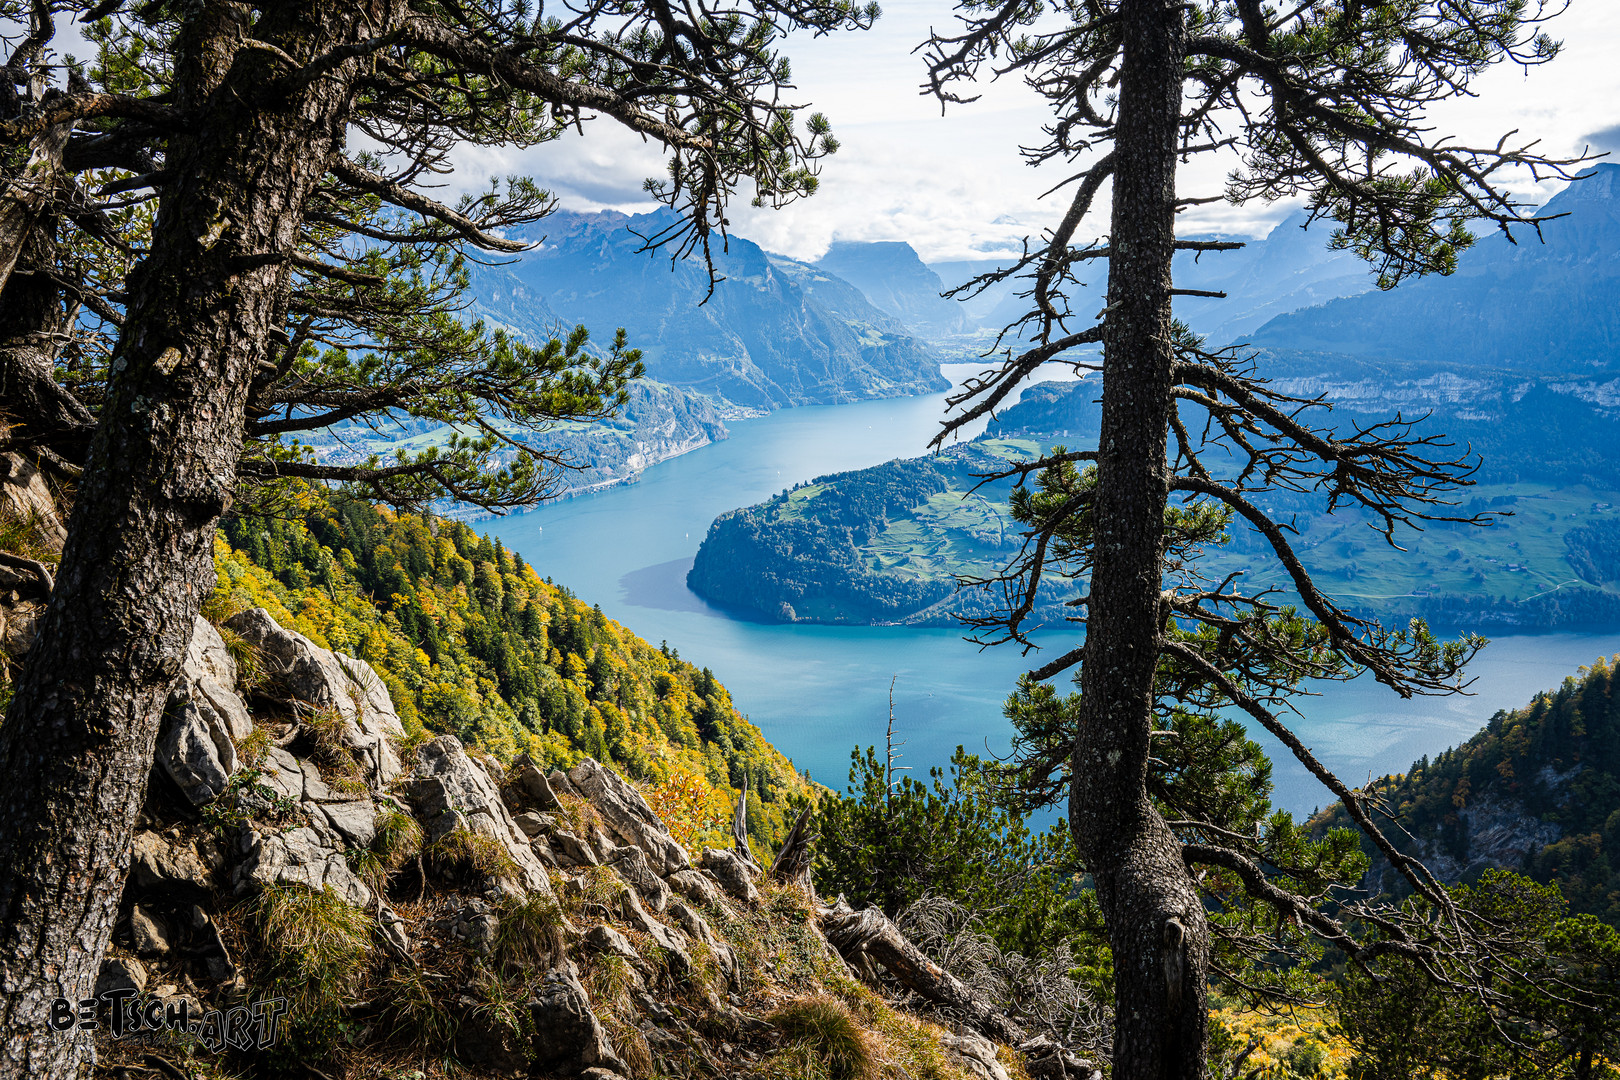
[[488, 366, 1620, 816]]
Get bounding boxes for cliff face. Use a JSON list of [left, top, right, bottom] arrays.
[[1317, 660, 1620, 924]]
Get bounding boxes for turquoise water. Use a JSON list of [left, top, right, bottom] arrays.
[[487, 369, 1620, 816]]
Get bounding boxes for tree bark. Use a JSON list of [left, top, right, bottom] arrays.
[[0, 210, 94, 461], [0, 4, 400, 1075], [1069, 2, 1210, 1078]]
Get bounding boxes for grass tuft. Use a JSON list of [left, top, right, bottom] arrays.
[[495, 892, 567, 970], [303, 706, 370, 795], [427, 825, 521, 883], [249, 883, 373, 1060], [768, 996, 874, 1080], [380, 964, 460, 1052]]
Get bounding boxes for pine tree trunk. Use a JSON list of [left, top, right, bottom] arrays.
[[1069, 1, 1211, 1077], [0, 5, 392, 1075]]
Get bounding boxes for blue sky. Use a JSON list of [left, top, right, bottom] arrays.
[[456, 0, 1620, 264]]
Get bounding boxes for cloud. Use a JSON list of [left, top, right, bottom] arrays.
[[435, 2, 1620, 266], [1580, 123, 1620, 158]]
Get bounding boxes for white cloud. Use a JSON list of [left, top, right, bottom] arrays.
[[448, 2, 1620, 263]]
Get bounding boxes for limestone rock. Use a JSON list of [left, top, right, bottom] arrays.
[[530, 835, 559, 869], [130, 906, 170, 958], [566, 758, 690, 875], [318, 800, 377, 847], [224, 607, 404, 782], [0, 452, 66, 553], [547, 768, 583, 800], [129, 831, 213, 892], [155, 691, 238, 806], [403, 736, 550, 894], [513, 755, 561, 809], [188, 906, 239, 984], [942, 1031, 1013, 1080], [529, 966, 628, 1076], [665, 869, 725, 908], [232, 824, 372, 907], [605, 846, 671, 913], [669, 900, 737, 984], [550, 829, 600, 868], [513, 810, 549, 838], [585, 924, 642, 967], [700, 848, 760, 904], [0, 598, 41, 658], [441, 898, 501, 955], [95, 956, 147, 998], [183, 617, 252, 741], [154, 617, 259, 806], [258, 746, 306, 802]]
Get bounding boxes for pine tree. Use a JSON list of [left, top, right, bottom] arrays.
[[921, 0, 1588, 1073]]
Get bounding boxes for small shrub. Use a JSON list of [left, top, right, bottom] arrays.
[[768, 996, 874, 1080]]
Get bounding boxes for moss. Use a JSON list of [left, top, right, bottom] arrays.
[[767, 996, 874, 1080]]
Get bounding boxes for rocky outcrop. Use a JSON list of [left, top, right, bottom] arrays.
[[154, 618, 255, 805], [531, 966, 630, 1076], [225, 607, 405, 782], [405, 735, 552, 895], [95, 602, 1063, 1080], [566, 758, 691, 875]]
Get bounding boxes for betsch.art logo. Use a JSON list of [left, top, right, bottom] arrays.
[[48, 992, 289, 1053]]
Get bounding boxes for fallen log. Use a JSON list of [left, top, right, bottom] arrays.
[[819, 901, 1026, 1047]]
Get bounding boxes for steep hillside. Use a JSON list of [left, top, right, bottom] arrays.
[[1315, 657, 1620, 924], [210, 494, 810, 848], [470, 212, 948, 412], [1253, 164, 1620, 369]]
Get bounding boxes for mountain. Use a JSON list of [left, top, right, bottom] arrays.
[[815, 240, 970, 336], [1314, 657, 1620, 925], [687, 366, 1620, 630], [1170, 212, 1371, 345], [471, 211, 948, 411], [1252, 164, 1620, 369], [923, 212, 1373, 345]]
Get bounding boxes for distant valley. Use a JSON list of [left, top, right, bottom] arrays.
[[681, 165, 1620, 630]]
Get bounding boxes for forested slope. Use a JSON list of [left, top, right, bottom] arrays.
[[211, 494, 810, 847], [1317, 657, 1620, 923]]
